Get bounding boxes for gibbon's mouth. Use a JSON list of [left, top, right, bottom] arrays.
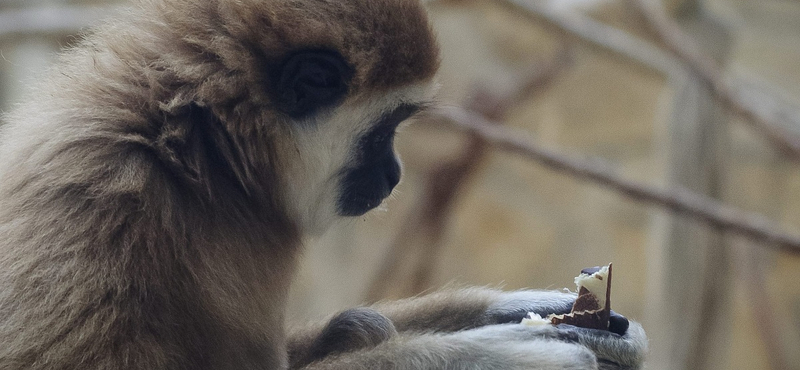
[[337, 153, 401, 216], [336, 104, 420, 216]]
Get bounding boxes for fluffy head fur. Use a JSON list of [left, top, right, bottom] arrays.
[[0, 0, 438, 369]]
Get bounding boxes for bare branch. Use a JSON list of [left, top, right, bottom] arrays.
[[433, 106, 800, 255], [499, 0, 800, 160], [498, 0, 686, 80]]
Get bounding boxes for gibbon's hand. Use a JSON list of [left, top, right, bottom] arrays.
[[299, 322, 646, 370], [484, 290, 630, 335], [456, 321, 647, 370], [292, 289, 647, 370], [482, 290, 646, 368], [553, 322, 648, 370], [443, 321, 646, 370]]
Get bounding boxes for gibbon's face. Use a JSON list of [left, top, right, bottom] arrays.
[[271, 50, 437, 234], [183, 0, 441, 234]]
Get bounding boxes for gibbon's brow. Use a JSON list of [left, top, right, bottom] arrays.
[[376, 103, 420, 127], [377, 101, 432, 127], [413, 100, 436, 115]]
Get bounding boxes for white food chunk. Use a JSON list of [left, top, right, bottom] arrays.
[[520, 313, 550, 326], [574, 265, 609, 308]]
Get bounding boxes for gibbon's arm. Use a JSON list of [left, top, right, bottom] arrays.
[[288, 288, 573, 365], [296, 321, 647, 370], [372, 287, 577, 331], [289, 288, 647, 369]]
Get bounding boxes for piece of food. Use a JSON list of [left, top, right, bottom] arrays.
[[550, 264, 612, 330], [520, 312, 551, 326], [521, 264, 613, 330]]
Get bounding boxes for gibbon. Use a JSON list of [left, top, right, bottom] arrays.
[[0, 0, 647, 369]]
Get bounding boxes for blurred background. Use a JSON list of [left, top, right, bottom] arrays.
[[1, 0, 799, 369]]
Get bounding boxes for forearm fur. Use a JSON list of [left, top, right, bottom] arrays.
[[300, 327, 600, 370]]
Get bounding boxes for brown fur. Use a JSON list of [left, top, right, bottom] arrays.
[[0, 0, 437, 369]]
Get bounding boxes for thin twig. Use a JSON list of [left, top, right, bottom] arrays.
[[433, 106, 800, 255], [366, 51, 571, 301]]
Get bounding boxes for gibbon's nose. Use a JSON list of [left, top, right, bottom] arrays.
[[337, 152, 402, 217], [383, 154, 401, 191]]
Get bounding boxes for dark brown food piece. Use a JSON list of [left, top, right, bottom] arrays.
[[550, 264, 612, 330]]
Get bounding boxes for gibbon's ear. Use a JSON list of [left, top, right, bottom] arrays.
[[177, 102, 253, 198], [274, 50, 353, 118]]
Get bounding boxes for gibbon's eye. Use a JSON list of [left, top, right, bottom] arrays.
[[275, 50, 353, 118]]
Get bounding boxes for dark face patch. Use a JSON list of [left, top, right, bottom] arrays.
[[337, 104, 420, 216]]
